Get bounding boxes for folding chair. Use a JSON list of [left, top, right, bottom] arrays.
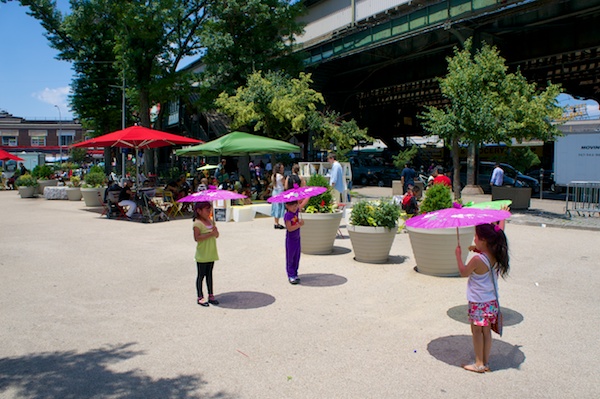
[[98, 192, 111, 218], [163, 190, 184, 218]]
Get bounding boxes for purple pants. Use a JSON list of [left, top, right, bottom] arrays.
[[285, 235, 301, 278]]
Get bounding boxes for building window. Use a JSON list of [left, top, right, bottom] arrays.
[[58, 130, 75, 147], [31, 136, 46, 146], [1, 136, 17, 146]]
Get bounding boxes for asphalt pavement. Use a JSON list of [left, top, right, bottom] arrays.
[[0, 188, 599, 398]]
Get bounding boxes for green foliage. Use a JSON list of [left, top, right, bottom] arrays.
[[392, 146, 419, 169], [504, 147, 541, 172], [350, 199, 401, 229], [68, 176, 81, 188], [216, 71, 372, 155], [304, 174, 334, 213], [161, 167, 181, 183], [83, 172, 106, 188], [419, 38, 564, 197], [197, 0, 306, 106], [89, 165, 104, 174], [15, 174, 38, 188], [420, 184, 453, 214], [32, 164, 55, 180]]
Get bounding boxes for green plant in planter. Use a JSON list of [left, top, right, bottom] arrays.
[[304, 174, 335, 213], [350, 198, 401, 229], [15, 174, 38, 187], [82, 172, 106, 188], [32, 164, 55, 180], [420, 183, 453, 214], [67, 175, 81, 187]]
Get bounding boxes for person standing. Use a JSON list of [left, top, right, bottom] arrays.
[[400, 162, 416, 194], [284, 200, 304, 284], [19, 162, 28, 175], [193, 201, 220, 307], [118, 179, 137, 220], [490, 162, 504, 187], [432, 166, 452, 187], [455, 223, 510, 373], [327, 153, 345, 203], [270, 163, 286, 229]]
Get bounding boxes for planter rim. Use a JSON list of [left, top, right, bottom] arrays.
[[347, 224, 397, 232]]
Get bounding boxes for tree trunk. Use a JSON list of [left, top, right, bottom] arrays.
[[452, 136, 461, 199], [467, 143, 476, 186]]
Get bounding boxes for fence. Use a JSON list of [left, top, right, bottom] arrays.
[[566, 181, 600, 217]]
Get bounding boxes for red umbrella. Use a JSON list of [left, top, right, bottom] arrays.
[[0, 149, 24, 162], [71, 125, 202, 180]]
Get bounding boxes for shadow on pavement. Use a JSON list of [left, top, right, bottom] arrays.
[[428, 335, 526, 371], [215, 291, 276, 310], [298, 273, 348, 287], [447, 305, 524, 327], [0, 343, 230, 398]]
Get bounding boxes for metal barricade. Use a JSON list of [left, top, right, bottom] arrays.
[[566, 181, 600, 217]]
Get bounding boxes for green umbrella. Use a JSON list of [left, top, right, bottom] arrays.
[[465, 199, 512, 210], [176, 131, 300, 157], [197, 164, 219, 170]]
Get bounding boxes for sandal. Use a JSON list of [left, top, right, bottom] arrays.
[[462, 364, 486, 373], [197, 297, 209, 307], [208, 295, 219, 305]]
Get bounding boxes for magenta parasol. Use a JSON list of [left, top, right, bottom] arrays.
[[178, 189, 247, 203], [267, 186, 327, 203]]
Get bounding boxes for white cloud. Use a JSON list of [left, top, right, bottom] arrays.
[[33, 86, 72, 116]]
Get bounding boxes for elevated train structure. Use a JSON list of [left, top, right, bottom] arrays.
[[298, 0, 600, 150]]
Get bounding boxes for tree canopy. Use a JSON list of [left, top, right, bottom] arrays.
[[216, 70, 372, 157], [420, 38, 563, 197]]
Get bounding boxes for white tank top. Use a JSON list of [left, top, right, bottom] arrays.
[[466, 253, 498, 303], [274, 173, 284, 191]]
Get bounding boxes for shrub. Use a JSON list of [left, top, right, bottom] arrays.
[[68, 176, 81, 187], [420, 183, 453, 214], [350, 199, 401, 229], [32, 164, 55, 180], [304, 174, 334, 213], [83, 172, 106, 188], [15, 174, 38, 187]]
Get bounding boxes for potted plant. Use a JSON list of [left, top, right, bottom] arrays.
[[406, 183, 474, 277], [80, 166, 107, 207], [32, 164, 57, 195], [65, 175, 82, 201], [300, 174, 344, 254], [347, 198, 401, 263], [15, 174, 38, 198]]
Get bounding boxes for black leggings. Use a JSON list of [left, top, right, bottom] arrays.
[[196, 261, 214, 298]]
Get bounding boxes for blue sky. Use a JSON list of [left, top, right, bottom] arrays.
[[1, 1, 598, 122]]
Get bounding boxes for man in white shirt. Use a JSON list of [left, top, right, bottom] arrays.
[[327, 153, 345, 203], [490, 162, 504, 187]]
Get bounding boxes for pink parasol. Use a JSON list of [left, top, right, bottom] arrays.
[[178, 189, 247, 203], [405, 204, 511, 244], [267, 186, 327, 203]]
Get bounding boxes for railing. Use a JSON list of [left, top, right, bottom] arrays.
[[566, 181, 600, 217]]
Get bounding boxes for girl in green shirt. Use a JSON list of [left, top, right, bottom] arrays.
[[193, 201, 220, 307]]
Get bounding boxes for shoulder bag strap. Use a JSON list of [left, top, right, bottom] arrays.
[[480, 253, 501, 309]]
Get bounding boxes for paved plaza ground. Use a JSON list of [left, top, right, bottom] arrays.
[[0, 188, 599, 398]]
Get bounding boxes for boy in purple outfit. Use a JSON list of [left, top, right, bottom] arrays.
[[284, 201, 304, 284]]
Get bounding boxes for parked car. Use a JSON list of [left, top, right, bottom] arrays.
[[350, 155, 392, 186], [460, 161, 539, 194], [527, 168, 555, 191]]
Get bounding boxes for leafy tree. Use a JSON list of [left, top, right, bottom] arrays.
[[392, 146, 419, 169], [216, 70, 372, 157], [503, 147, 541, 173], [420, 38, 563, 198], [197, 0, 306, 107]]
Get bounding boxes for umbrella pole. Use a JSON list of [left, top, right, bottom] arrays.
[[456, 227, 460, 246]]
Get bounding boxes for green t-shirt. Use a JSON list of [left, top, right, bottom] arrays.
[[194, 220, 219, 263]]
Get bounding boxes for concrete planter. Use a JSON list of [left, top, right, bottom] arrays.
[[407, 226, 475, 277], [492, 186, 532, 210], [18, 186, 36, 198], [66, 187, 82, 201], [300, 211, 343, 255], [36, 179, 58, 195], [347, 224, 397, 263], [81, 187, 106, 207]]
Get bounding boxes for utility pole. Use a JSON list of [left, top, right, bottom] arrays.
[[54, 105, 62, 166]]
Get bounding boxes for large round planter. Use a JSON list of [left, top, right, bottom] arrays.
[[66, 187, 82, 201], [347, 224, 397, 263], [37, 179, 58, 195], [300, 211, 343, 255], [81, 187, 106, 207], [407, 226, 475, 277], [18, 186, 36, 198]]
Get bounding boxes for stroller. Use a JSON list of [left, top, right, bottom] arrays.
[[135, 188, 169, 223]]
